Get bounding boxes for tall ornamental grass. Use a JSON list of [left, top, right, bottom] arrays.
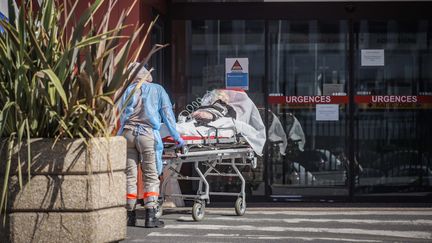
[[0, 0, 166, 219]]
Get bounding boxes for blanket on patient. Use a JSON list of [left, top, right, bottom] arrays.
[[160, 89, 266, 155]]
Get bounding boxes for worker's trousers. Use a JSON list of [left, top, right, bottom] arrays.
[[123, 129, 160, 211]]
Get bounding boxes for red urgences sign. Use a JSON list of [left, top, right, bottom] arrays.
[[268, 95, 349, 104], [354, 95, 432, 103], [354, 95, 432, 109]]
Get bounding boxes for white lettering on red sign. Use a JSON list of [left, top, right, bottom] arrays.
[[286, 96, 331, 103], [371, 96, 418, 103]]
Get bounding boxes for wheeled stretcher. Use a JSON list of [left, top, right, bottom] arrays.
[[157, 131, 257, 221]]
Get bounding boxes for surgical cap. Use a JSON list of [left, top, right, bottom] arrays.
[[128, 62, 153, 82]]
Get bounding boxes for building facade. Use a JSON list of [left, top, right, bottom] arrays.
[[5, 0, 430, 202], [159, 1, 432, 202]]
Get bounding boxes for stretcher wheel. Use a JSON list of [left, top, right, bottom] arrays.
[[155, 203, 163, 219], [192, 202, 205, 221], [235, 197, 246, 216]]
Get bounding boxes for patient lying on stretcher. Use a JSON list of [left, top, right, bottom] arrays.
[[160, 89, 266, 155], [192, 99, 236, 125]]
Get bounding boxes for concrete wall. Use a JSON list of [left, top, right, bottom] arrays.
[[0, 137, 127, 243]]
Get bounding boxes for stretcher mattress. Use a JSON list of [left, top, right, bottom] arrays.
[[160, 89, 266, 155]]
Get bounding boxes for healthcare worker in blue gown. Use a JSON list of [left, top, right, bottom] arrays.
[[117, 62, 184, 228]]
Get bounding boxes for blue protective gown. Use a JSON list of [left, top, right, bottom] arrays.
[[117, 82, 181, 175]]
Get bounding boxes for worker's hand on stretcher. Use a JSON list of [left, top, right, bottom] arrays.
[[175, 137, 185, 149]]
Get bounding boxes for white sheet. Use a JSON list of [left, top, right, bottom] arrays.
[[161, 89, 266, 155], [268, 112, 288, 155], [266, 110, 305, 155], [166, 118, 236, 138]]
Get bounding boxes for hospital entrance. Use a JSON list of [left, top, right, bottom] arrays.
[[265, 19, 432, 201], [266, 20, 350, 199], [168, 3, 432, 202]]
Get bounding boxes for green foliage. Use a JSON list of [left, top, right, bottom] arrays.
[[0, 0, 164, 219]]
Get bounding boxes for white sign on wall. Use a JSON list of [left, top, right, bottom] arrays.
[[225, 58, 249, 90], [361, 49, 385, 66], [316, 104, 339, 121], [0, 2, 8, 18]]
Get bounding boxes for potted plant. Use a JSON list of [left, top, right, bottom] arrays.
[[0, 0, 164, 242]]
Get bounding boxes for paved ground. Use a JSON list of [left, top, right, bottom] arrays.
[[122, 206, 432, 243]]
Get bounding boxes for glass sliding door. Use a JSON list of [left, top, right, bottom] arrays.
[[171, 20, 266, 196], [170, 9, 432, 201], [354, 20, 432, 196], [267, 20, 350, 197]]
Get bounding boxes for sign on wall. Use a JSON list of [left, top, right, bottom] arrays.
[[316, 104, 339, 121], [225, 58, 249, 90], [268, 95, 349, 105], [0, 1, 7, 33], [0, 1, 7, 18], [355, 95, 432, 109], [361, 49, 385, 66]]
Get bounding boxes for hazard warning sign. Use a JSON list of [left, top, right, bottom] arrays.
[[231, 60, 243, 71], [225, 58, 249, 90]]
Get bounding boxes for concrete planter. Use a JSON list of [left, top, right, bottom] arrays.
[[0, 137, 127, 243]]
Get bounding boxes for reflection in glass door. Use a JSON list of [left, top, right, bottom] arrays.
[[354, 20, 432, 196], [267, 20, 350, 197]]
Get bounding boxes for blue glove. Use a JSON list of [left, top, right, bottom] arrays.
[[176, 137, 185, 149]]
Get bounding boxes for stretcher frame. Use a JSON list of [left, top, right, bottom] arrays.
[[158, 134, 257, 221]]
